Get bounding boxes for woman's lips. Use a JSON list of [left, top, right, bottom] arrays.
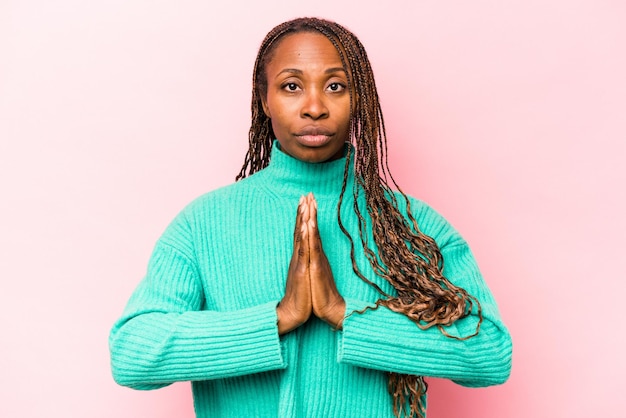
[[295, 128, 333, 147], [296, 134, 332, 146]]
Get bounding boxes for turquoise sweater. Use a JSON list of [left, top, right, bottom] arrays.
[[109, 143, 512, 417]]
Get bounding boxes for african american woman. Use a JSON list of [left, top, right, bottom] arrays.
[[110, 17, 512, 418]]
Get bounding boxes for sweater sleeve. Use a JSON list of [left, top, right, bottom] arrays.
[[337, 205, 512, 387], [109, 218, 287, 390]]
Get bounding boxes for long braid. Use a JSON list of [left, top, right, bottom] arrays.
[[238, 17, 483, 418]]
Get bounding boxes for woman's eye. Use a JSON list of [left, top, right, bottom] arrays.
[[284, 83, 299, 91], [328, 83, 344, 92]]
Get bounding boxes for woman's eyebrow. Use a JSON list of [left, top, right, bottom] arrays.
[[275, 67, 346, 78], [277, 68, 303, 76], [325, 67, 346, 74]]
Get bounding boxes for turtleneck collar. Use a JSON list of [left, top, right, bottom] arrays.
[[256, 140, 355, 200]]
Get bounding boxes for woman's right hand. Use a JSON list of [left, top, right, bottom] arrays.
[[276, 196, 313, 335]]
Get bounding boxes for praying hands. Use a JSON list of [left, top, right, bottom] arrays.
[[276, 193, 346, 335]]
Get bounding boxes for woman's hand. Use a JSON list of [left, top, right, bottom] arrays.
[[277, 194, 345, 335], [306, 194, 346, 330], [277, 196, 312, 334]]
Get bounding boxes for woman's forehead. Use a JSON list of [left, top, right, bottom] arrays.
[[268, 33, 342, 65]]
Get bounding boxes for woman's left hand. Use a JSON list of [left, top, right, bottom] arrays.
[[304, 193, 346, 329]]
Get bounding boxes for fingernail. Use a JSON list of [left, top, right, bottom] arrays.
[[299, 195, 304, 204]]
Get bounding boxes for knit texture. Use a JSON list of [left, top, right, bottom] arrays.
[[109, 143, 512, 417]]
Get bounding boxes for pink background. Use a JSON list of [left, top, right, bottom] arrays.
[[1, 1, 624, 417]]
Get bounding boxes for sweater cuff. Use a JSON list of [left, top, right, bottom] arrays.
[[111, 300, 288, 387], [187, 300, 288, 378], [337, 297, 434, 374], [337, 298, 512, 386], [337, 298, 390, 369]]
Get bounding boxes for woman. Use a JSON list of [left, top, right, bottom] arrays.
[[110, 17, 512, 418]]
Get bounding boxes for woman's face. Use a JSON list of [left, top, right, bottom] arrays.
[[262, 32, 351, 163]]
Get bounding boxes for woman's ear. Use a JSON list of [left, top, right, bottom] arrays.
[[261, 98, 271, 118]]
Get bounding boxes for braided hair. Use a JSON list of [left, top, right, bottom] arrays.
[[237, 17, 482, 418]]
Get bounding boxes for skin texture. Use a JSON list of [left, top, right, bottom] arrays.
[[277, 193, 346, 334], [261, 32, 351, 164]]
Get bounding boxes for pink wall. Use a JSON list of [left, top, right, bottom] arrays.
[[1, 1, 624, 417]]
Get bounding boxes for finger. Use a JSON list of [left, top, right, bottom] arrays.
[[304, 193, 315, 229], [307, 196, 323, 255], [308, 194, 317, 222], [293, 195, 310, 262], [307, 192, 316, 211], [300, 204, 310, 258], [302, 195, 310, 223], [293, 195, 305, 241], [300, 195, 310, 253], [291, 199, 309, 275]]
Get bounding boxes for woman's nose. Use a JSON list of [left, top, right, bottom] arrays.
[[301, 91, 329, 120]]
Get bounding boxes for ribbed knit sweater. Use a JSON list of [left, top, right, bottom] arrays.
[[109, 143, 512, 417]]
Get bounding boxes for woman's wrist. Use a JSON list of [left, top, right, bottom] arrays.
[[320, 298, 346, 330]]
